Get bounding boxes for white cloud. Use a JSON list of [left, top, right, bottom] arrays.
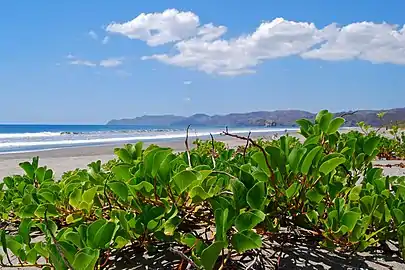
[[301, 22, 405, 64], [184, 97, 191, 102], [106, 9, 200, 46], [108, 10, 405, 75], [69, 59, 97, 67], [67, 55, 123, 68], [183, 80, 192, 85], [99, 58, 123, 67], [102, 36, 110, 44], [88, 30, 98, 40]]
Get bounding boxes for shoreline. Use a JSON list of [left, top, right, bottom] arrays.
[[0, 132, 279, 179]]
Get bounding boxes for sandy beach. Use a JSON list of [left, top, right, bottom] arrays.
[[0, 130, 403, 180], [0, 133, 272, 179]]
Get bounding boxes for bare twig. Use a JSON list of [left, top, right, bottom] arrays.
[[168, 247, 198, 269], [185, 125, 192, 168], [339, 110, 359, 118], [44, 207, 74, 270], [209, 133, 216, 168], [243, 131, 252, 162]]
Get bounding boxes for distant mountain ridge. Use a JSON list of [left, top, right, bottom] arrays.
[[107, 108, 405, 127]]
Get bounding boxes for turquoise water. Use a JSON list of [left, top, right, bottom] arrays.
[[0, 124, 297, 153]]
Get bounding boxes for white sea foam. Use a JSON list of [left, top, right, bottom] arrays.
[[0, 132, 62, 139], [0, 128, 298, 149]]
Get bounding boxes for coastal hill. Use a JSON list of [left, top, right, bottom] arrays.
[[107, 108, 405, 127]]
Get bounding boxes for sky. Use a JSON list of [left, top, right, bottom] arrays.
[[1, 0, 405, 124]]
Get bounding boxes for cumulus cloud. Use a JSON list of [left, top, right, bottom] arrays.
[[183, 80, 192, 85], [88, 30, 98, 40], [301, 22, 405, 64], [99, 58, 123, 67], [107, 9, 405, 75], [106, 9, 200, 46]]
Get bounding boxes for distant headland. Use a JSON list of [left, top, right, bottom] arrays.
[[107, 108, 405, 127]]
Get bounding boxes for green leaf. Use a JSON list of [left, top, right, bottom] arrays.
[[108, 181, 129, 201], [201, 241, 224, 270], [251, 152, 270, 175], [319, 112, 333, 133], [1, 230, 8, 259], [94, 222, 117, 249], [34, 242, 49, 258], [319, 157, 346, 175], [300, 146, 322, 174], [393, 209, 405, 224], [69, 189, 82, 208], [20, 204, 38, 218], [65, 232, 83, 248], [87, 219, 106, 248], [327, 117, 345, 134], [341, 211, 361, 232], [114, 148, 133, 164], [129, 181, 154, 195], [235, 210, 265, 231], [66, 213, 83, 224], [6, 238, 22, 256], [231, 230, 262, 253], [231, 179, 248, 210], [72, 248, 100, 270], [58, 241, 77, 264], [190, 186, 210, 202], [82, 187, 98, 205], [114, 236, 129, 249], [315, 110, 329, 124], [112, 164, 132, 181], [19, 161, 35, 179], [163, 217, 182, 236], [26, 248, 37, 264], [135, 141, 143, 159], [214, 208, 229, 243], [364, 136, 380, 156], [288, 147, 307, 173], [348, 185, 362, 201], [247, 181, 266, 210], [172, 170, 197, 194], [286, 182, 301, 200], [19, 219, 32, 244], [152, 149, 172, 177], [306, 189, 324, 204]]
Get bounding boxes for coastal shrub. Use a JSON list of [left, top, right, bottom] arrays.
[[0, 110, 404, 269]]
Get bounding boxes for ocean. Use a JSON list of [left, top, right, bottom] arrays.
[[0, 125, 298, 154]]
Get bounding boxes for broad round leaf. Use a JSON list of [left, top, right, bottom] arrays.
[[235, 210, 265, 231]]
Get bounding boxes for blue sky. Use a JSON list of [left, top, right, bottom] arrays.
[[1, 0, 405, 124]]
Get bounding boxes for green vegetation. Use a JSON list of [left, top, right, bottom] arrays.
[[1, 110, 405, 269]]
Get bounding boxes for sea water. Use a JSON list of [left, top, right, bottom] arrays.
[[0, 125, 298, 154]]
